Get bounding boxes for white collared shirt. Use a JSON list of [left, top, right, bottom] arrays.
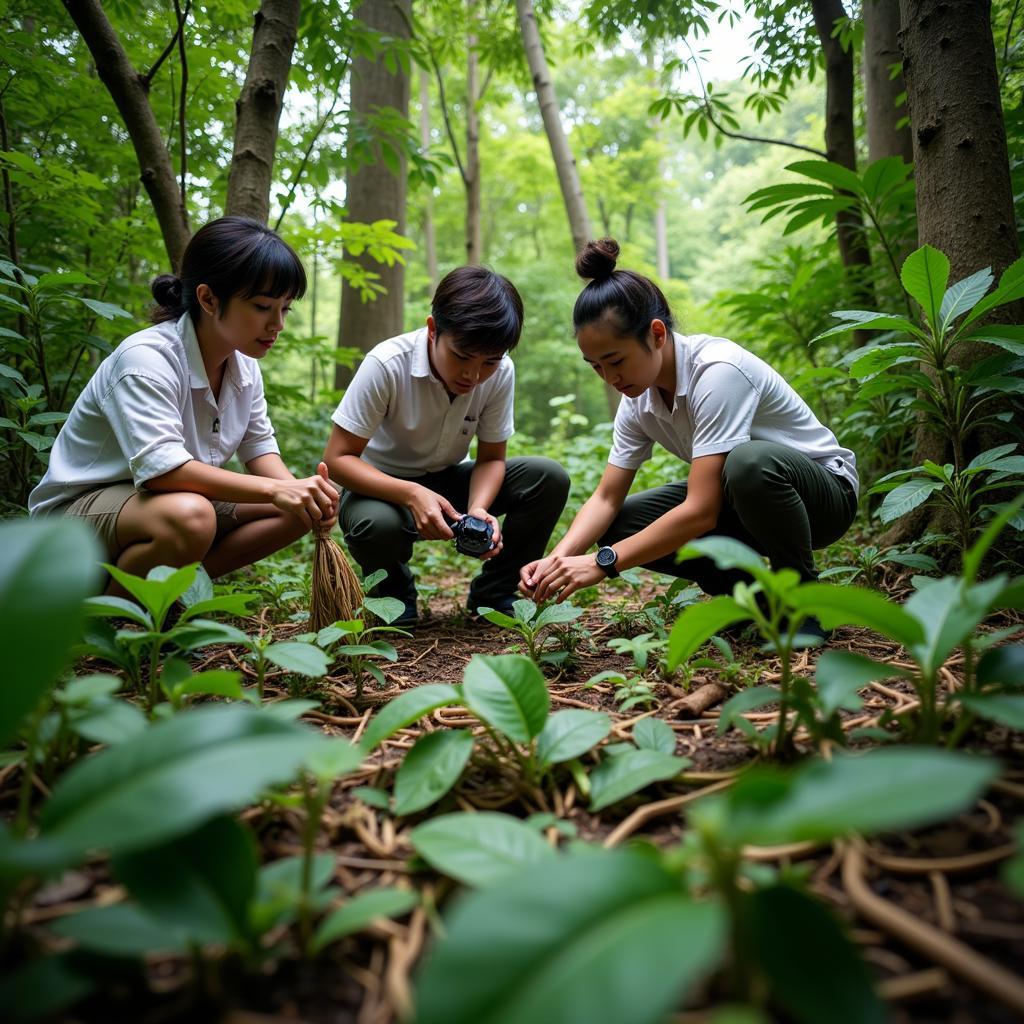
[[608, 332, 859, 494], [331, 327, 515, 477], [29, 314, 279, 515]]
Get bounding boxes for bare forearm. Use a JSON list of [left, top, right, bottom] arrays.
[[550, 492, 620, 557], [327, 454, 418, 505], [145, 459, 276, 503], [613, 501, 716, 571], [468, 459, 505, 512], [246, 452, 296, 482]]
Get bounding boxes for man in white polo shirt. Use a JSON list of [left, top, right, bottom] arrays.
[[323, 266, 570, 627]]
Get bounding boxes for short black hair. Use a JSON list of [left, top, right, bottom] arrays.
[[151, 216, 306, 324], [573, 238, 674, 349], [431, 266, 524, 355]]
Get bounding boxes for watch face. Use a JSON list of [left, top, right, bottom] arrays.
[[597, 547, 616, 567]]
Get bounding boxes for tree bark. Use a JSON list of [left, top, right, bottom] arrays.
[[419, 68, 438, 292], [465, 0, 482, 264], [225, 0, 301, 223], [61, 0, 190, 269], [863, 0, 913, 164], [335, 0, 411, 390], [810, 0, 874, 287], [515, 0, 618, 416]]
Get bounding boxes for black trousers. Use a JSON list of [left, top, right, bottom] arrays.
[[339, 456, 570, 607], [601, 441, 857, 595]]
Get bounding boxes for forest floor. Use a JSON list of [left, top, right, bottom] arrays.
[[26, 568, 1024, 1024]]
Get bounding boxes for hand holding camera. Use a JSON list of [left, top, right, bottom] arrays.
[[451, 513, 496, 556]]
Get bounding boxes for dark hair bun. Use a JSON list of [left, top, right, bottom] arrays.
[[151, 274, 184, 308], [576, 238, 619, 281]]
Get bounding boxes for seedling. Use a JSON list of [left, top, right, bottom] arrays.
[[477, 598, 584, 665]]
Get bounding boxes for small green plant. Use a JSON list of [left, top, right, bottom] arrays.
[[478, 597, 584, 665], [818, 542, 940, 587], [585, 669, 659, 713]]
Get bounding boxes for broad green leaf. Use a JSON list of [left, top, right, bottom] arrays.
[[901, 245, 949, 331], [536, 710, 612, 768], [173, 670, 245, 701], [815, 652, 903, 717], [965, 443, 1018, 471], [715, 748, 997, 846], [512, 598, 537, 622], [178, 594, 256, 621], [82, 594, 151, 627], [251, 853, 336, 933], [363, 595, 406, 624], [813, 312, 921, 343], [306, 738, 364, 780], [411, 812, 556, 887], [106, 563, 196, 627], [789, 584, 924, 648], [0, 519, 101, 749], [362, 684, 463, 750], [534, 601, 584, 628], [750, 886, 885, 1024], [415, 848, 727, 1024], [876, 479, 944, 523], [49, 903, 188, 955], [36, 271, 97, 289], [463, 654, 550, 743], [57, 674, 121, 704], [112, 816, 257, 946], [958, 694, 1024, 729], [963, 325, 1024, 356], [264, 640, 329, 677], [394, 729, 474, 816], [961, 257, 1024, 327], [848, 346, 920, 379], [41, 705, 324, 855], [312, 887, 419, 952], [940, 267, 994, 330], [962, 495, 1024, 584], [589, 748, 689, 811], [78, 296, 132, 319], [632, 717, 677, 754], [180, 565, 214, 606], [717, 686, 780, 735], [261, 698, 320, 721], [977, 645, 1024, 687], [860, 155, 911, 201], [479, 607, 520, 629], [71, 698, 147, 746], [786, 159, 865, 194], [667, 594, 748, 670]]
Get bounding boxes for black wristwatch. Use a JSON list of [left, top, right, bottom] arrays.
[[595, 545, 620, 578]]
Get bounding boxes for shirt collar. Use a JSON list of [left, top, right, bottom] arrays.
[[411, 327, 433, 379], [179, 313, 254, 393], [637, 332, 691, 419]]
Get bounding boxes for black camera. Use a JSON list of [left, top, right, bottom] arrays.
[[450, 514, 495, 557]]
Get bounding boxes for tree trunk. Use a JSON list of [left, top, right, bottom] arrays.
[[61, 0, 190, 269], [225, 0, 301, 223], [863, 0, 913, 164], [890, 0, 1021, 546], [515, 0, 618, 417], [655, 203, 669, 279], [465, 0, 482, 264], [335, 0, 411, 390], [810, 0, 874, 287], [419, 68, 438, 292]]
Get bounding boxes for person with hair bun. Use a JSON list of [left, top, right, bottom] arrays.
[[29, 216, 338, 586], [520, 238, 858, 645], [323, 266, 570, 628]]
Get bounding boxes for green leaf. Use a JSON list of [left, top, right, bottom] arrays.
[[667, 594, 748, 670], [411, 812, 556, 887], [106, 563, 196, 627], [717, 748, 997, 846], [178, 593, 256, 621], [814, 651, 902, 717], [35, 271, 98, 290], [962, 495, 1024, 584], [750, 886, 886, 1024], [311, 887, 419, 952], [536, 710, 612, 768], [962, 325, 1024, 356], [112, 815, 257, 946], [901, 245, 950, 331], [415, 848, 727, 1024], [363, 595, 406, 624], [876, 479, 944, 523], [463, 654, 550, 743], [589, 748, 689, 811], [49, 903, 188, 955], [41, 705, 324, 856], [718, 686, 780, 735], [77, 296, 132, 320], [251, 853, 336, 933], [958, 694, 1024, 729], [362, 684, 463, 750], [632, 717, 677, 754], [940, 267, 994, 330], [71, 698, 147, 746], [173, 670, 245, 701], [264, 640, 329, 677], [786, 159, 865, 194], [83, 594, 151, 627], [790, 584, 924, 648], [58, 674, 121, 704], [394, 729, 475, 816], [0, 519, 101, 749], [533, 601, 584, 628], [305, 738, 364, 780], [904, 576, 1000, 675], [977, 645, 1024, 687], [962, 257, 1024, 327]]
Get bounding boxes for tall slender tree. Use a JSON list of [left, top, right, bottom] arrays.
[[863, 0, 913, 164]]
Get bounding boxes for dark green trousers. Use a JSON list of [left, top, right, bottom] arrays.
[[339, 456, 570, 607], [601, 441, 857, 595]]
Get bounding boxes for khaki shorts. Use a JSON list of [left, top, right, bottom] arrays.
[[58, 481, 239, 562]]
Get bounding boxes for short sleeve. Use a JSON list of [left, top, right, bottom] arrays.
[[236, 367, 280, 463], [477, 360, 515, 442], [103, 371, 193, 485], [689, 362, 758, 458], [608, 401, 654, 469], [332, 355, 392, 439]]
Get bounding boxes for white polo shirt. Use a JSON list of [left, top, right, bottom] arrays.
[[609, 332, 859, 494], [331, 327, 515, 477], [29, 314, 280, 515]]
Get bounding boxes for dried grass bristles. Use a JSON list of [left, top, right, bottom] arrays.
[[310, 527, 362, 631]]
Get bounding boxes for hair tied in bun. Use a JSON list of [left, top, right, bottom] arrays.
[[575, 238, 620, 281]]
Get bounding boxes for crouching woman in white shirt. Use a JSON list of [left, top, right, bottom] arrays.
[[520, 238, 859, 645], [29, 217, 338, 586]]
